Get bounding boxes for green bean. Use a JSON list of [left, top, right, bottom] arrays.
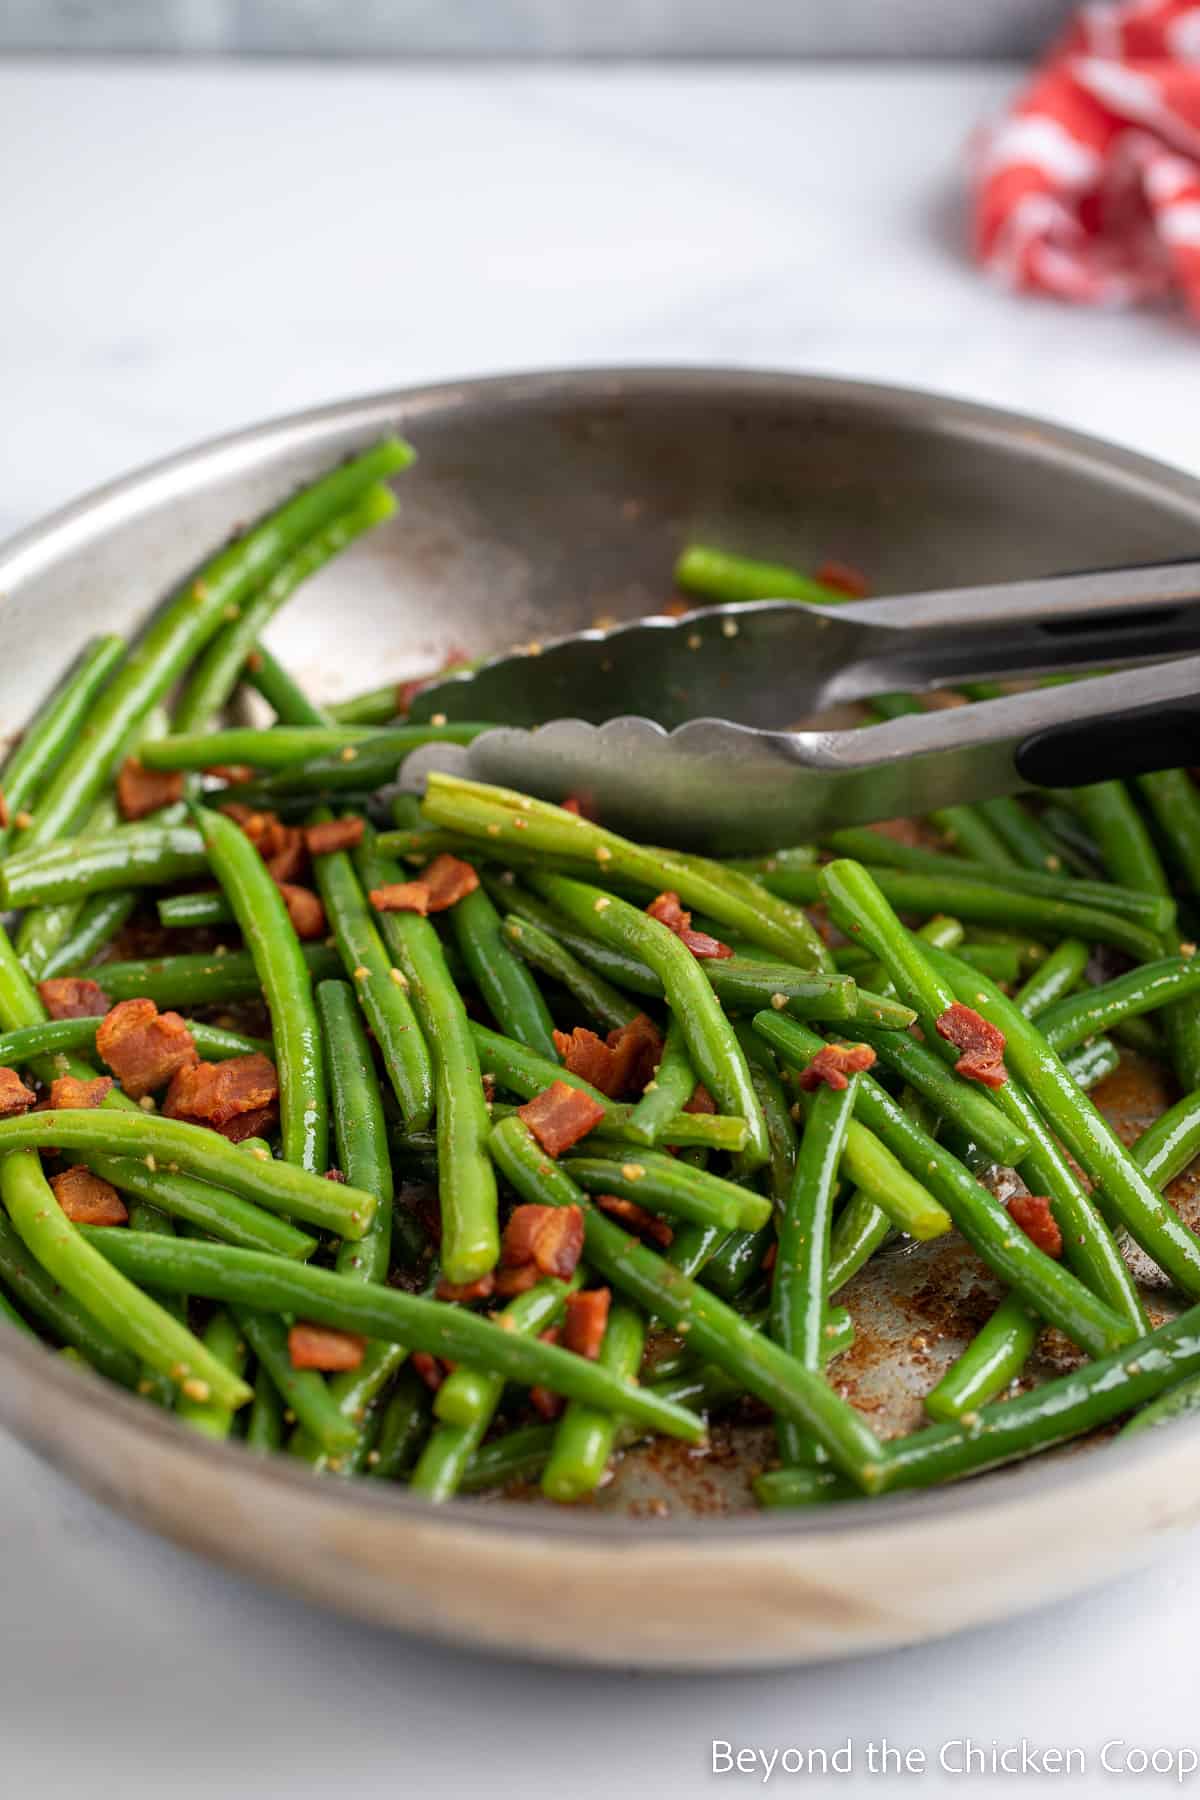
[[0, 1209, 138, 1385], [1131, 1090, 1200, 1190], [450, 883, 557, 1058], [426, 1270, 579, 1449], [1120, 1369, 1200, 1436], [1, 1149, 250, 1409], [2, 822, 206, 908], [219, 724, 494, 801], [530, 873, 769, 1169], [541, 1303, 645, 1502], [977, 796, 1070, 874], [874, 1300, 1200, 1493], [0, 636, 126, 856], [0, 1110, 372, 1237], [927, 947, 1200, 1300], [1014, 938, 1090, 1018], [231, 1307, 355, 1456], [86, 1153, 314, 1260], [176, 1312, 249, 1439], [771, 1077, 856, 1466], [357, 832, 499, 1286], [94, 943, 342, 1009], [564, 1150, 771, 1233], [625, 1016, 696, 1146], [674, 544, 853, 605], [849, 1024, 1030, 1166], [460, 1424, 557, 1493], [1138, 769, 1200, 892], [0, 1288, 31, 1335], [38, 890, 138, 980], [328, 683, 402, 728], [923, 1296, 1039, 1422], [242, 642, 333, 727], [1064, 1036, 1121, 1091], [309, 809, 432, 1131], [501, 914, 642, 1033], [156, 891, 235, 929], [196, 805, 328, 1172], [81, 1230, 706, 1443], [827, 1192, 891, 1296], [698, 1030, 796, 1301], [752, 1466, 852, 1507], [16, 441, 413, 849], [317, 981, 393, 1284], [421, 772, 831, 970], [290, 1340, 417, 1474], [489, 1114, 885, 1486], [1037, 957, 1200, 1054], [753, 1011, 1134, 1357], [144, 726, 387, 771], [245, 1364, 285, 1453], [171, 479, 399, 732], [812, 1106, 950, 1242], [368, 1367, 432, 1479], [0, 1015, 269, 1070]]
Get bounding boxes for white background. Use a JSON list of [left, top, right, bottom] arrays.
[[4, 59, 1200, 1796]]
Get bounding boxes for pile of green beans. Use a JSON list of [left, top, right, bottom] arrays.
[[5, 451, 1200, 1518]]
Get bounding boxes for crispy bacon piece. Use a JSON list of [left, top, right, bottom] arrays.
[[936, 1002, 1008, 1089], [163, 1052, 279, 1141], [551, 1013, 663, 1101], [516, 1082, 605, 1157], [815, 559, 869, 598], [370, 854, 479, 916], [39, 976, 108, 1021], [276, 882, 326, 940], [561, 792, 599, 821], [287, 1322, 366, 1372], [304, 815, 365, 857], [410, 1350, 448, 1392], [530, 1327, 565, 1421], [646, 890, 733, 960], [95, 998, 198, 1099], [796, 1042, 877, 1092], [493, 1263, 542, 1298], [562, 1287, 610, 1360], [436, 1272, 496, 1302], [1007, 1194, 1063, 1260], [683, 1082, 716, 1115], [203, 763, 256, 786], [369, 879, 432, 916], [500, 1202, 585, 1280], [265, 833, 308, 884], [48, 1074, 113, 1110], [595, 1193, 674, 1249], [0, 1066, 35, 1117], [51, 1166, 127, 1226], [115, 756, 185, 822], [221, 804, 308, 883]]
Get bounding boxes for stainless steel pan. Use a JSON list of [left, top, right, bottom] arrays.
[[3, 368, 1200, 1669]]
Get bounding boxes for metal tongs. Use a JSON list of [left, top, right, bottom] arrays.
[[400, 560, 1200, 853]]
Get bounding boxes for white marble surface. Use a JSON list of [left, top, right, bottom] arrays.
[[5, 58, 1200, 1796]]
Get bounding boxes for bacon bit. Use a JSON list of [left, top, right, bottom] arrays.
[[276, 882, 327, 940], [39, 976, 108, 1022], [369, 879, 431, 915], [530, 1327, 565, 1420], [222, 804, 308, 882], [0, 787, 7, 829], [422, 853, 479, 912], [287, 1322, 366, 1372], [51, 1166, 127, 1226], [265, 833, 308, 885], [561, 792, 599, 821], [410, 1350, 448, 1392], [163, 1052, 279, 1141], [595, 1193, 674, 1249], [797, 1042, 878, 1092], [304, 816, 365, 857], [563, 1288, 610, 1360], [683, 1082, 717, 1115], [48, 1074, 113, 1110], [517, 1082, 605, 1157], [115, 756, 185, 822], [815, 559, 869, 598], [493, 1263, 542, 1297], [203, 763, 256, 786], [324, 1167, 346, 1182], [436, 1272, 496, 1302], [1007, 1194, 1063, 1260], [762, 1241, 777, 1274], [657, 596, 691, 619], [552, 1013, 663, 1101], [646, 890, 733, 960], [500, 1202, 585, 1281], [936, 1002, 1008, 1089], [0, 1067, 35, 1117], [95, 998, 199, 1099]]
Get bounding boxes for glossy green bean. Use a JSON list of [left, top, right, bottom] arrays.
[[156, 890, 235, 929], [243, 641, 333, 727], [329, 683, 402, 728], [1120, 1369, 1200, 1436], [849, 1024, 1030, 1166], [146, 726, 388, 771], [0, 1209, 138, 1385], [1064, 1036, 1121, 1091], [625, 1016, 696, 1146], [1038, 957, 1200, 1054], [501, 914, 642, 1033], [923, 1296, 1039, 1422], [0, 1015, 269, 1070], [244, 1365, 285, 1453], [0, 636, 126, 857], [176, 1311, 249, 1438], [1014, 938, 1090, 1018], [450, 883, 557, 1058], [94, 943, 341, 1009], [368, 1367, 432, 1480], [221, 724, 494, 801], [1138, 768, 1200, 892], [563, 1150, 771, 1233], [1131, 1090, 1200, 1189], [80, 1231, 706, 1443], [674, 543, 850, 605], [317, 981, 394, 1284], [1, 823, 207, 907], [196, 805, 328, 1172], [542, 1303, 646, 1502], [827, 1192, 891, 1296], [231, 1307, 355, 1455], [86, 1154, 314, 1260]]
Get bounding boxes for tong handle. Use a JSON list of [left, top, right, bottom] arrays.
[[1016, 688, 1200, 787]]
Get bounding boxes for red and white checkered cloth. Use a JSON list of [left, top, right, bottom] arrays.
[[975, 0, 1200, 314]]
